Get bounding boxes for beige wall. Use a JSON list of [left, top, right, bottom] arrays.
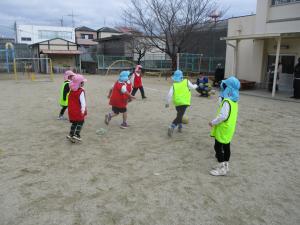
[[76, 30, 97, 45], [38, 39, 78, 51], [50, 55, 76, 68], [225, 0, 300, 85]]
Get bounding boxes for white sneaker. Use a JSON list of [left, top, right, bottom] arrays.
[[212, 163, 223, 170], [224, 161, 229, 172], [210, 163, 227, 176]]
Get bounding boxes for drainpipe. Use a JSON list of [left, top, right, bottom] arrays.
[[272, 37, 281, 97]]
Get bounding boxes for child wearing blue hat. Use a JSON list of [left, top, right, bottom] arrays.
[[196, 74, 212, 97], [209, 76, 240, 176], [105, 71, 135, 129], [165, 70, 198, 137]]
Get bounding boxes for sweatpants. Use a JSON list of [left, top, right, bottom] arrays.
[[214, 139, 231, 163], [69, 121, 84, 137], [131, 86, 146, 98], [59, 106, 68, 117], [172, 105, 188, 126]]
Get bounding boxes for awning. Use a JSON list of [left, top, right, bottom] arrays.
[[221, 32, 300, 41], [41, 50, 82, 55]]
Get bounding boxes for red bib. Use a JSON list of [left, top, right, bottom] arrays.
[[133, 73, 142, 88], [68, 88, 86, 122], [109, 82, 128, 108]]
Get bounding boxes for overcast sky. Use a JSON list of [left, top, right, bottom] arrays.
[[0, 0, 256, 37]]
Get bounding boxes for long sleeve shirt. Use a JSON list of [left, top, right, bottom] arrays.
[[166, 80, 198, 104], [211, 97, 230, 126], [79, 91, 86, 114]]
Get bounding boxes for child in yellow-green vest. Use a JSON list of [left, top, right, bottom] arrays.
[[165, 70, 198, 137], [209, 76, 240, 176], [58, 70, 75, 120]]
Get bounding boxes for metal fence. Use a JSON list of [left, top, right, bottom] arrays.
[[178, 53, 225, 74]]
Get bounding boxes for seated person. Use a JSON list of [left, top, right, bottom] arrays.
[[196, 75, 212, 97]]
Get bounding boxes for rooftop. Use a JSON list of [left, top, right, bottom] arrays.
[[75, 26, 96, 32]]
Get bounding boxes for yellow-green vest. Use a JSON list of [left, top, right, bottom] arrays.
[[210, 99, 238, 144], [173, 79, 191, 106], [59, 81, 70, 107]]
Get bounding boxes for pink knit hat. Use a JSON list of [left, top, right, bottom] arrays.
[[135, 65, 142, 72], [69, 74, 87, 91], [64, 70, 75, 81]]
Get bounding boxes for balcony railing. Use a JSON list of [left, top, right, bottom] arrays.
[[271, 0, 300, 6]]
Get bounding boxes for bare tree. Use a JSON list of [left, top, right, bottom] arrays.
[[128, 35, 153, 64], [124, 0, 218, 70]]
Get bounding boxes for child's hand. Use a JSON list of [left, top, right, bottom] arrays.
[[165, 104, 169, 108], [209, 122, 213, 127]]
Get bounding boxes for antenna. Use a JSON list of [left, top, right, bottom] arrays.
[[59, 16, 64, 26], [67, 10, 79, 27]]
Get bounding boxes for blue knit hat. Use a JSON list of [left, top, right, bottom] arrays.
[[220, 76, 240, 102], [172, 70, 183, 82], [119, 71, 130, 82]]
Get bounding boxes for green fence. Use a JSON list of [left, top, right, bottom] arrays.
[[178, 53, 225, 74]]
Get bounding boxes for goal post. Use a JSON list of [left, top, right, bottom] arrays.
[[13, 58, 54, 81]]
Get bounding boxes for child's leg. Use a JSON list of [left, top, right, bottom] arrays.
[[131, 88, 138, 96], [172, 105, 187, 126], [214, 140, 224, 163], [69, 122, 77, 137], [139, 87, 146, 98], [223, 143, 231, 162], [74, 121, 84, 138], [59, 106, 67, 117], [122, 112, 127, 123]]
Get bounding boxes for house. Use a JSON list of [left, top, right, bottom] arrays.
[[16, 24, 75, 45], [95, 33, 166, 65], [75, 26, 98, 73], [97, 27, 122, 39], [75, 26, 97, 47], [223, 0, 300, 96], [31, 38, 81, 72]]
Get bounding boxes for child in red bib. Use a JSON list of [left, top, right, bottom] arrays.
[[105, 71, 135, 129], [131, 65, 146, 99], [67, 74, 87, 142]]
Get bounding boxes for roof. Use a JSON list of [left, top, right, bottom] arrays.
[[30, 38, 77, 46], [221, 32, 300, 41], [40, 50, 81, 55], [95, 34, 132, 42], [97, 27, 121, 33], [75, 26, 96, 32]]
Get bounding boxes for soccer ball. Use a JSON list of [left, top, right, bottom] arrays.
[[182, 116, 189, 124]]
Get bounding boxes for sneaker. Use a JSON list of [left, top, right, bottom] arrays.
[[212, 163, 223, 170], [178, 124, 183, 133], [66, 135, 76, 143], [142, 96, 147, 99], [120, 122, 129, 129], [224, 162, 229, 172], [105, 114, 111, 125], [57, 116, 67, 120], [168, 126, 174, 137], [73, 135, 82, 142], [210, 163, 227, 176]]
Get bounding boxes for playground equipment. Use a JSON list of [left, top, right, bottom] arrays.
[[13, 58, 54, 81], [0, 42, 15, 73], [105, 60, 136, 76]]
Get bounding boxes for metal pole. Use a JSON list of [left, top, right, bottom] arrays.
[[272, 37, 281, 97], [176, 53, 180, 70]]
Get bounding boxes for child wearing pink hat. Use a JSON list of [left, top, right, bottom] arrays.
[[131, 65, 147, 99], [58, 70, 75, 120], [67, 74, 87, 143]]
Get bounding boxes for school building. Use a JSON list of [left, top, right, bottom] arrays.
[[223, 0, 300, 96]]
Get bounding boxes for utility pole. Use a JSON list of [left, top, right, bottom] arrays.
[[59, 16, 64, 26], [67, 10, 79, 27], [209, 10, 221, 69]]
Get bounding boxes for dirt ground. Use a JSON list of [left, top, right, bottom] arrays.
[[0, 75, 299, 225]]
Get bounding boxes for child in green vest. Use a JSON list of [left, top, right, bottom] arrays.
[[209, 76, 240, 176], [58, 70, 75, 120], [165, 70, 198, 137]]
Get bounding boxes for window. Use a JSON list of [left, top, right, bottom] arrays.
[[21, 37, 31, 41], [271, 0, 300, 6], [38, 30, 72, 40], [80, 34, 94, 39]]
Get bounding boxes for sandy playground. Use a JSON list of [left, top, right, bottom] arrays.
[[0, 75, 300, 225]]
